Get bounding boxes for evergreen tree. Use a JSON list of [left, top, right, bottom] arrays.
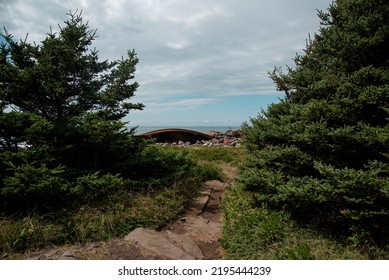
[[241, 0, 389, 245], [0, 12, 151, 212]]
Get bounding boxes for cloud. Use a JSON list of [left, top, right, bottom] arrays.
[[1, 0, 333, 125], [136, 97, 221, 113], [171, 98, 219, 106], [166, 5, 230, 27], [166, 37, 190, 50]]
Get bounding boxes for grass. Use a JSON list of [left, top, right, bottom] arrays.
[[180, 146, 246, 182], [188, 146, 246, 163], [1, 180, 200, 259], [0, 146, 227, 259], [221, 183, 389, 259]]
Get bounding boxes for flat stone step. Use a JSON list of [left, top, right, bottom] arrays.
[[124, 228, 203, 260]]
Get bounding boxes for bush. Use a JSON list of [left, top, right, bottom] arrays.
[[126, 145, 195, 189], [241, 0, 389, 247], [71, 173, 125, 205], [1, 162, 70, 213], [192, 163, 222, 181]]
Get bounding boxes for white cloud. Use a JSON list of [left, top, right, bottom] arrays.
[[137, 98, 220, 113], [104, 0, 126, 20], [166, 5, 230, 28], [172, 98, 219, 106], [166, 37, 190, 50]]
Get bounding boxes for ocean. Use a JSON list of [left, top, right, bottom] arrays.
[[130, 126, 242, 135]]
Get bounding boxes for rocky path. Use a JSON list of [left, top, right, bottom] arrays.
[[124, 180, 225, 259], [24, 180, 227, 260]]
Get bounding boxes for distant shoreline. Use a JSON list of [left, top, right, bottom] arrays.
[[132, 125, 242, 135]]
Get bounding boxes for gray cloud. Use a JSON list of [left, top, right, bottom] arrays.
[[1, 0, 332, 122]]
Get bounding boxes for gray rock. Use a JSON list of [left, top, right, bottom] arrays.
[[59, 251, 76, 260], [124, 228, 195, 260], [166, 231, 204, 259]]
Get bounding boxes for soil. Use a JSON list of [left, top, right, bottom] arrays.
[[22, 180, 227, 260]]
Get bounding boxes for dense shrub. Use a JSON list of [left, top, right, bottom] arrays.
[[241, 0, 389, 246]]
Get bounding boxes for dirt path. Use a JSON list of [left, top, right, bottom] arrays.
[[24, 180, 227, 260]]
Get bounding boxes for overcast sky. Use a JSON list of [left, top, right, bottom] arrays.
[[1, 0, 333, 128]]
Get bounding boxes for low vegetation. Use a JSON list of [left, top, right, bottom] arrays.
[[0, 145, 223, 258], [187, 146, 246, 182], [221, 183, 389, 260]]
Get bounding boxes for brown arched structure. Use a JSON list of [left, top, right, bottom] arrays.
[[140, 128, 213, 143]]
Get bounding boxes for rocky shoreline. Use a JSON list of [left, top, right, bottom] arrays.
[[155, 129, 242, 148]]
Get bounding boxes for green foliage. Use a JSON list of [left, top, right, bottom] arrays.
[[2, 163, 66, 197], [242, 160, 389, 243], [71, 173, 124, 204], [0, 214, 67, 255], [221, 183, 388, 259], [221, 207, 288, 259], [188, 146, 245, 163], [0, 11, 151, 213], [1, 162, 69, 213], [127, 146, 195, 188], [283, 243, 314, 260], [0, 162, 210, 257], [192, 163, 222, 181], [241, 0, 389, 248]]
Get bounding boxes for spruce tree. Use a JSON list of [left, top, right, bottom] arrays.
[[0, 12, 148, 212], [241, 0, 389, 245]]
